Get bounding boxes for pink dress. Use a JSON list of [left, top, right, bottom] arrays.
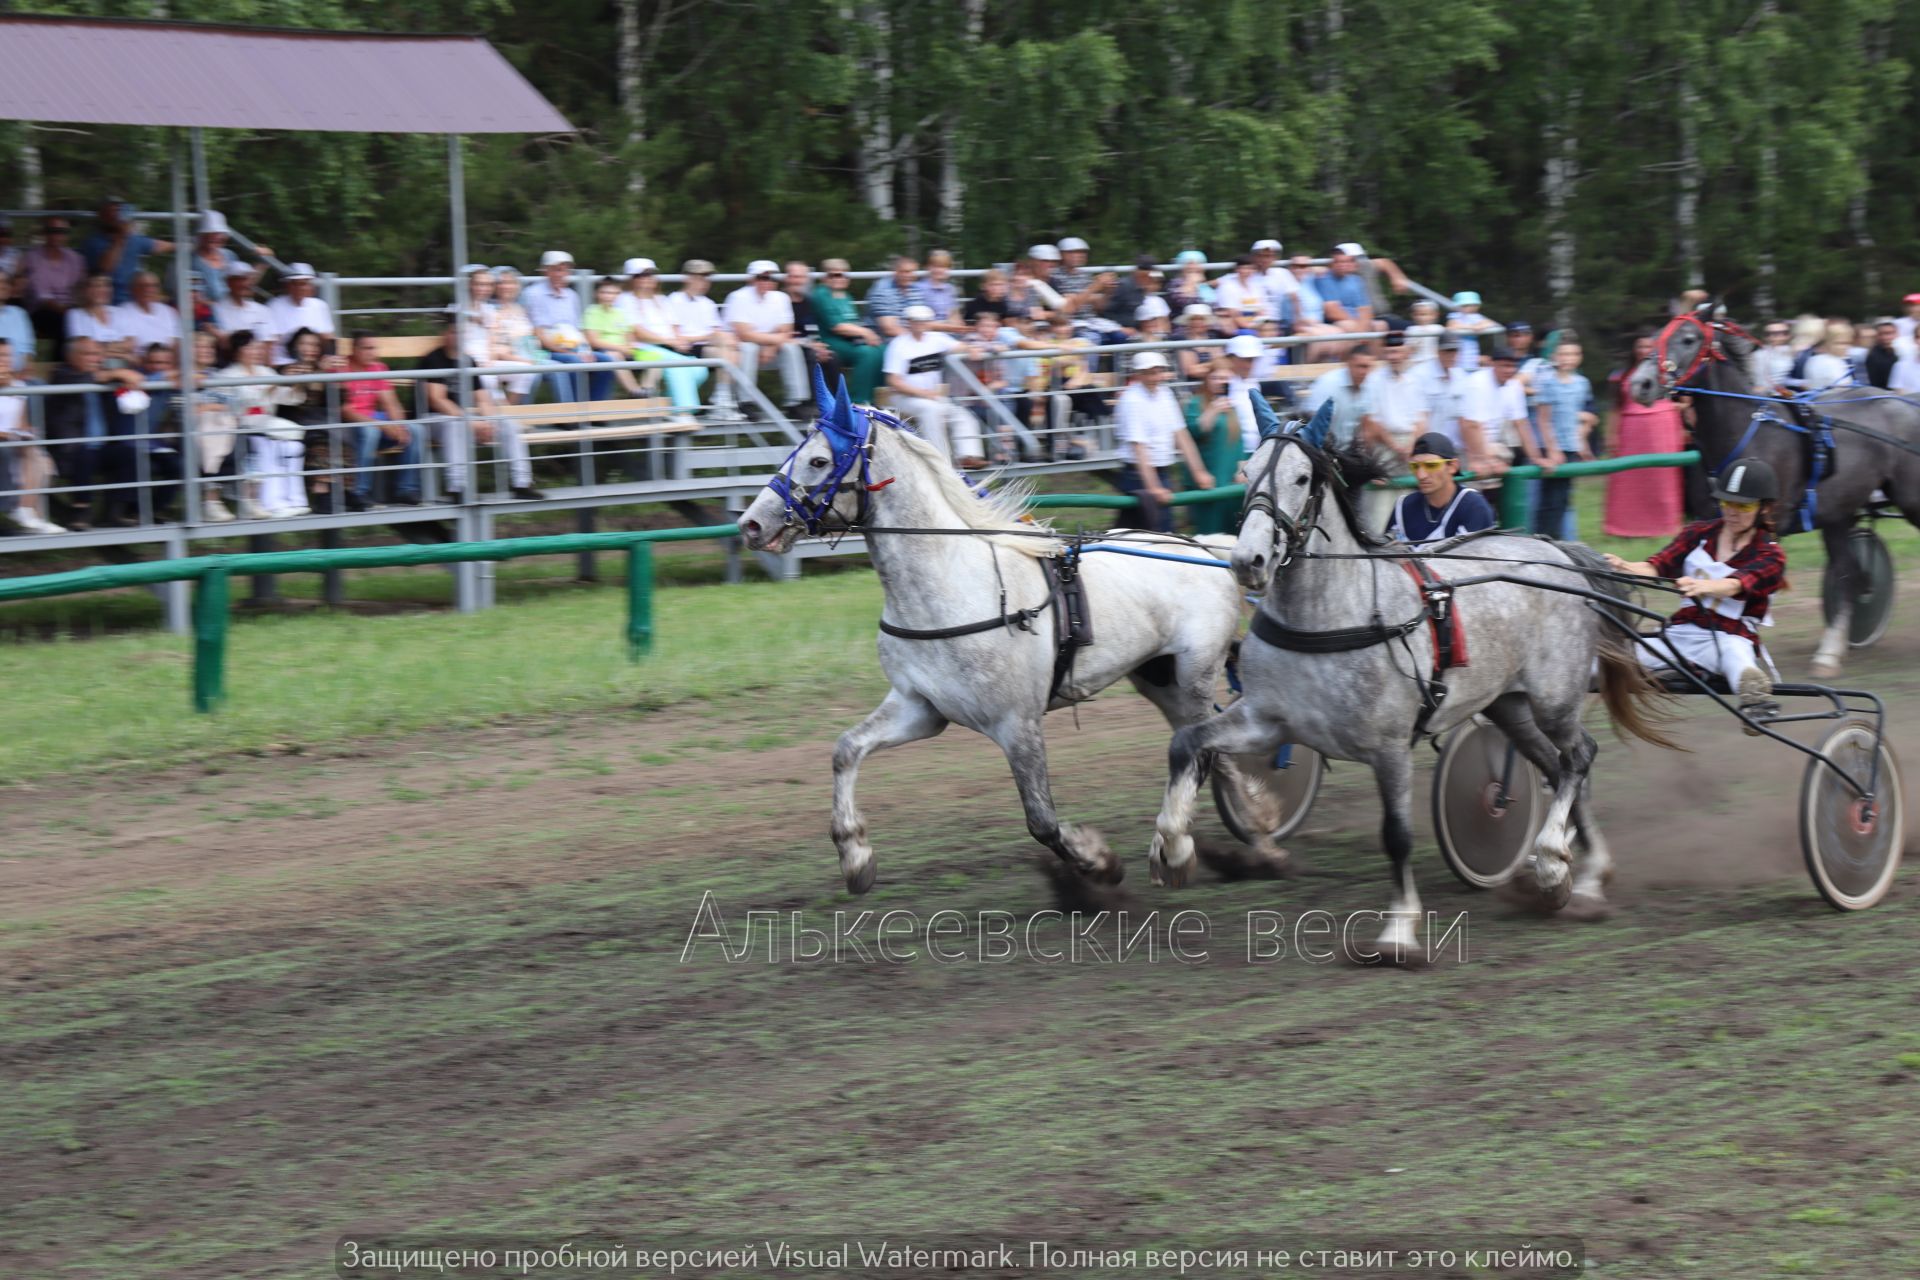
[[1605, 395, 1684, 538]]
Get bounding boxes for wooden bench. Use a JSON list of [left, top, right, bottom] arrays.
[[496, 398, 698, 443]]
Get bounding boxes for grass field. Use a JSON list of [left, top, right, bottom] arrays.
[[4, 482, 1920, 1278]]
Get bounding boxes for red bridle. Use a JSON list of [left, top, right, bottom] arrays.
[[1653, 311, 1761, 391]]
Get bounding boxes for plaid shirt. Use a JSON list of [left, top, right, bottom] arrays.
[[1647, 518, 1786, 635]]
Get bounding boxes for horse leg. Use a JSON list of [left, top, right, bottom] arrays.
[[1149, 699, 1285, 888], [832, 689, 949, 894], [1811, 520, 1856, 678], [1478, 692, 1612, 912], [988, 717, 1122, 883], [1362, 746, 1422, 961], [1506, 710, 1594, 912]]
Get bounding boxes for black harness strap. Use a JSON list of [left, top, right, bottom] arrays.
[[1249, 605, 1425, 654], [877, 553, 1097, 706], [878, 596, 1052, 641]]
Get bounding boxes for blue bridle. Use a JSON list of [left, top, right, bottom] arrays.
[[766, 365, 905, 535]]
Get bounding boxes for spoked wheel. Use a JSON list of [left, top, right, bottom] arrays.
[[1820, 527, 1896, 648], [1800, 722, 1904, 911], [1212, 746, 1323, 847], [1432, 717, 1545, 889]]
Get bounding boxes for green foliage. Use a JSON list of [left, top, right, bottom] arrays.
[[6, 0, 1915, 351]]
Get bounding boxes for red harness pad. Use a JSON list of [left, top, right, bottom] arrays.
[[1398, 559, 1469, 670]]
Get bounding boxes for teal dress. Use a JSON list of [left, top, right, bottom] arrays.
[[1186, 394, 1244, 534]]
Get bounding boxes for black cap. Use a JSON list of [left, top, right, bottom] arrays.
[[1384, 331, 1407, 347], [1712, 457, 1778, 503], [1506, 320, 1532, 333], [1411, 432, 1458, 460], [1490, 346, 1518, 362], [1134, 254, 1157, 271]]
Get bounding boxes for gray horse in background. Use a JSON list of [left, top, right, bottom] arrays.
[[1148, 431, 1675, 957], [1629, 304, 1920, 677]]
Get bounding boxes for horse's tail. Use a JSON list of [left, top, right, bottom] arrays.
[[1557, 540, 1685, 751]]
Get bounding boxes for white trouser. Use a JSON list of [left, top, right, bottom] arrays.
[[1637, 621, 1775, 685], [736, 340, 809, 406], [433, 414, 531, 492], [481, 369, 537, 400], [247, 435, 306, 511], [893, 394, 983, 460]]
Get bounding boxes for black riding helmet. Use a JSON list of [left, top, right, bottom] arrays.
[[1712, 456, 1779, 504]]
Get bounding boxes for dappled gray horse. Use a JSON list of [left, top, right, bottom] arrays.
[[1148, 427, 1674, 955], [738, 373, 1245, 893], [1630, 304, 1920, 677]]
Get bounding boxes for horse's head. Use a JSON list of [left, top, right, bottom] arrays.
[[1232, 434, 1322, 592], [739, 367, 876, 553], [1634, 300, 1759, 404]]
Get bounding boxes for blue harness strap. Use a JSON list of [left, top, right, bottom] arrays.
[[1712, 406, 1829, 534]]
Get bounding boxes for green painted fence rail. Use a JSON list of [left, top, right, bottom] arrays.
[[0, 450, 1698, 712]]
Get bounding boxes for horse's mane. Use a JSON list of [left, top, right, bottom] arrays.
[[1312, 439, 1395, 548], [878, 421, 1063, 557]]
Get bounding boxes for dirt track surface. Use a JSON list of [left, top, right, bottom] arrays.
[[5, 582, 1920, 1277]]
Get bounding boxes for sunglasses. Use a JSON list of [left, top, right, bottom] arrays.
[[1409, 459, 1451, 474], [1719, 499, 1760, 514]]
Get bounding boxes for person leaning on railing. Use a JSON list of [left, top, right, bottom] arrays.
[[882, 304, 985, 468], [1109, 351, 1211, 535], [1183, 363, 1242, 536], [810, 258, 884, 403]]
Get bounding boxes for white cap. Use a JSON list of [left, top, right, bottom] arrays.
[[460, 262, 489, 274], [903, 303, 936, 322], [198, 210, 229, 235], [1335, 241, 1366, 257], [747, 259, 779, 277], [1181, 303, 1214, 319], [540, 250, 574, 268], [622, 257, 657, 276], [1251, 238, 1282, 253], [283, 262, 315, 280], [1225, 334, 1264, 359], [1028, 244, 1061, 261], [1130, 351, 1170, 372], [1134, 296, 1171, 322], [223, 261, 254, 279], [1057, 236, 1089, 253]]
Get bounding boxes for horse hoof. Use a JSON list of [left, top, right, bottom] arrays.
[[1148, 841, 1189, 889], [844, 859, 877, 895], [1498, 857, 1572, 913], [1563, 890, 1613, 922], [1810, 657, 1841, 679]]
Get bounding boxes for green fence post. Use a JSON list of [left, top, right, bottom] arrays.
[[626, 542, 654, 660], [1499, 474, 1531, 529], [192, 568, 230, 713]]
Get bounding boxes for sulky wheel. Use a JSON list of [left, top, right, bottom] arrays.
[[1800, 722, 1904, 911], [1432, 717, 1545, 890], [1212, 745, 1323, 848], [1820, 527, 1896, 649]]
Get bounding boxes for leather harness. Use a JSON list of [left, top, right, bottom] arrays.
[[880, 553, 1096, 705]]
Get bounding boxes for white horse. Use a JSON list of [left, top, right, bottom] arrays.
[[738, 374, 1246, 892]]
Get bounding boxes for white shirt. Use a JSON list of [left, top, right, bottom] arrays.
[[1305, 367, 1374, 448], [1466, 368, 1531, 450], [1363, 364, 1427, 441], [1226, 374, 1265, 454], [721, 285, 795, 336], [1756, 343, 1795, 389], [667, 290, 722, 341], [883, 331, 959, 396], [65, 308, 127, 346], [1113, 382, 1185, 467], [615, 292, 678, 343], [265, 295, 334, 363], [212, 297, 276, 342], [113, 300, 181, 354], [1889, 356, 1920, 395], [1422, 361, 1473, 446], [1802, 351, 1853, 390], [1213, 274, 1272, 321], [1447, 312, 1497, 371], [1260, 266, 1301, 312], [0, 393, 28, 441]]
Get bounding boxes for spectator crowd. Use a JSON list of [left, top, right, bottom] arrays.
[[5, 200, 1920, 545]]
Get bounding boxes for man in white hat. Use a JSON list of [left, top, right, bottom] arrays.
[[524, 249, 617, 403], [883, 303, 985, 467], [1112, 349, 1211, 532], [1220, 333, 1270, 458], [1250, 238, 1303, 321], [1050, 237, 1095, 319], [266, 263, 333, 365], [113, 271, 182, 357], [723, 259, 808, 413], [1020, 244, 1067, 314], [211, 261, 274, 343]]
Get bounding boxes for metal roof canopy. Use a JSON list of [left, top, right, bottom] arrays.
[[0, 15, 571, 134]]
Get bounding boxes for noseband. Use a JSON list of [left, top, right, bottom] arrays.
[[1654, 311, 1760, 394], [764, 409, 901, 536], [1241, 436, 1328, 568]]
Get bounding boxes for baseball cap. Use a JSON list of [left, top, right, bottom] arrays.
[[1506, 320, 1533, 334], [1028, 244, 1062, 262], [1174, 249, 1206, 266], [1451, 290, 1483, 307], [1225, 334, 1263, 359], [1135, 296, 1171, 322], [1181, 303, 1214, 319], [681, 259, 715, 275], [1057, 236, 1089, 253], [198, 210, 228, 235], [223, 261, 254, 278], [540, 250, 575, 268], [747, 259, 779, 278], [1134, 254, 1158, 271], [1131, 351, 1170, 373], [1335, 241, 1366, 257], [283, 262, 315, 280], [622, 257, 657, 276], [1904, 293, 1920, 306], [903, 303, 936, 322], [1490, 346, 1518, 363], [1411, 432, 1458, 460], [1251, 238, 1282, 253]]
